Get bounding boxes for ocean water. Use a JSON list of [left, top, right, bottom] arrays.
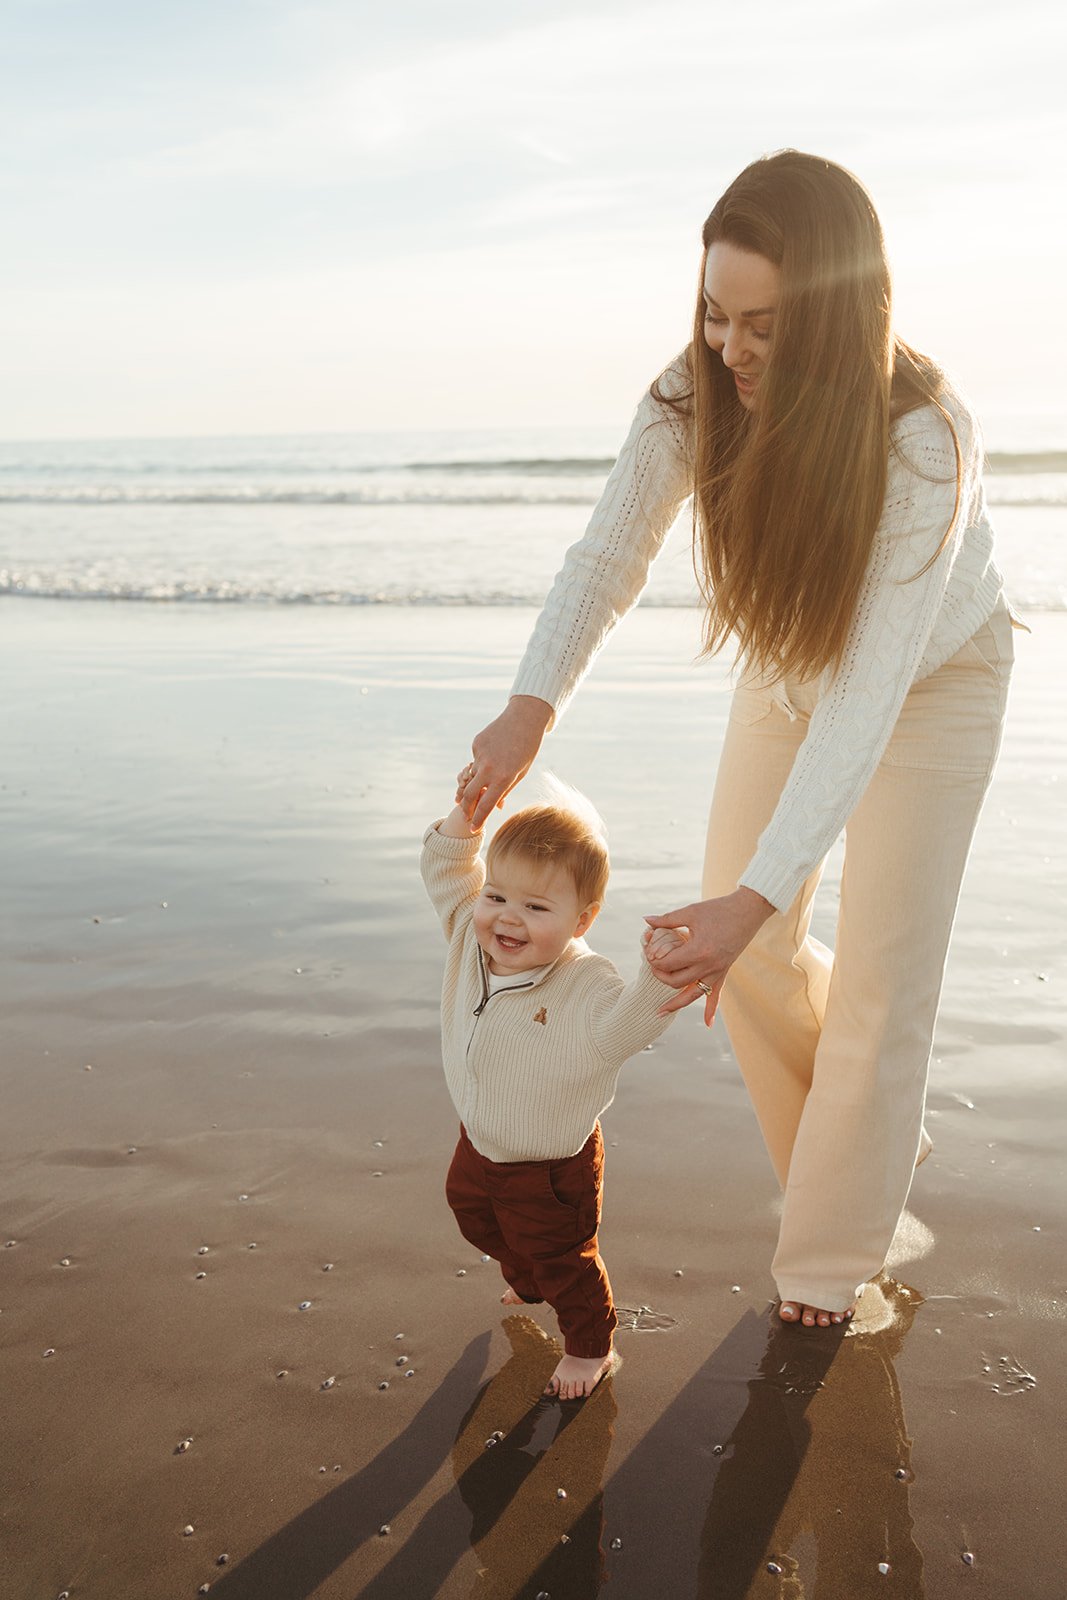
[[1, 421, 1064, 611]]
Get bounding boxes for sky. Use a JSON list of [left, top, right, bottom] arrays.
[[2, 0, 1066, 439]]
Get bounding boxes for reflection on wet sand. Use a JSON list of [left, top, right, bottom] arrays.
[[451, 1315, 617, 1599], [699, 1279, 924, 1598]]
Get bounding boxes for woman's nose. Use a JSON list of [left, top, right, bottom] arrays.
[[721, 324, 749, 370]]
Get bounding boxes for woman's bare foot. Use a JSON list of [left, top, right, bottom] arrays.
[[500, 1285, 525, 1306], [779, 1300, 856, 1329], [543, 1349, 620, 1401]]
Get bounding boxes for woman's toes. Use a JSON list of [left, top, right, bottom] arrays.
[[816, 1311, 831, 1327], [779, 1301, 801, 1322], [802, 1306, 817, 1326]]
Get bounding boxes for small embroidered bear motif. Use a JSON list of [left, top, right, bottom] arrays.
[[533, 1007, 548, 1025]]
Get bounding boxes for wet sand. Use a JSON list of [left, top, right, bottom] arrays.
[[1, 597, 1064, 1599]]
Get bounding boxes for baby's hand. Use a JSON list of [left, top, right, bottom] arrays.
[[644, 925, 689, 963]]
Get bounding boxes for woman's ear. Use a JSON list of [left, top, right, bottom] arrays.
[[574, 902, 602, 938]]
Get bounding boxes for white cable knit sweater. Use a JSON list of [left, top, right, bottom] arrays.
[[512, 354, 1006, 912], [420, 821, 674, 1161]]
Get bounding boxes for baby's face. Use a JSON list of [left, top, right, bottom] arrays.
[[474, 856, 598, 976]]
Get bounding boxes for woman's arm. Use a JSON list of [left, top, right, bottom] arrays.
[[647, 396, 984, 1010], [459, 357, 693, 828], [737, 399, 981, 912], [510, 355, 693, 717]]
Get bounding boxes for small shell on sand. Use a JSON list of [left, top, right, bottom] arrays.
[[404, 1369, 415, 1378], [195, 1272, 207, 1280], [197, 1247, 209, 1255], [379, 1524, 391, 1536], [216, 1553, 229, 1565], [456, 1269, 466, 1276], [556, 1488, 567, 1500], [176, 1438, 193, 1453], [183, 1526, 195, 1536], [323, 1262, 334, 1271], [298, 1301, 312, 1311], [60, 1258, 71, 1267], [276, 1370, 288, 1379], [43, 1348, 56, 1358], [962, 1552, 976, 1566], [321, 1376, 336, 1390], [878, 1563, 890, 1575], [610, 1537, 623, 1550]]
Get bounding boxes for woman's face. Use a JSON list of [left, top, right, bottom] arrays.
[[702, 241, 780, 410]]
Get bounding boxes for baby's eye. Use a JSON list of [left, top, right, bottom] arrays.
[[527, 904, 548, 913]]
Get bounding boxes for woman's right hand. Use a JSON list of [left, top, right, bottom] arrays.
[[456, 695, 553, 828]]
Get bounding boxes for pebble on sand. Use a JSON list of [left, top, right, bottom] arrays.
[[878, 1563, 890, 1575], [610, 1537, 623, 1550], [59, 1257, 71, 1267], [197, 1246, 209, 1255], [183, 1526, 195, 1536]]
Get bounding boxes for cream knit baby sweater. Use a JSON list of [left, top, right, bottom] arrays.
[[420, 821, 674, 1162], [511, 354, 1007, 913]]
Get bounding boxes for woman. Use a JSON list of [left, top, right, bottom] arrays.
[[454, 150, 1015, 1330]]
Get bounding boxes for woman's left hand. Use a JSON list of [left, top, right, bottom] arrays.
[[644, 887, 775, 1026]]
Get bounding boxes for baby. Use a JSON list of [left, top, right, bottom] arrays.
[[420, 789, 683, 1400]]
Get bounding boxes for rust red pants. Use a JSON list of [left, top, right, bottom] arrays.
[[445, 1122, 616, 1358]]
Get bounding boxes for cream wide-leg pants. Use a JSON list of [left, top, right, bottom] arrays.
[[703, 598, 1015, 1312]]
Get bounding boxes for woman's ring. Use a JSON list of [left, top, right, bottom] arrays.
[[697, 980, 712, 996]]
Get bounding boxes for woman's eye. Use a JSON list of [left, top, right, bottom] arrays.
[[704, 312, 725, 325]]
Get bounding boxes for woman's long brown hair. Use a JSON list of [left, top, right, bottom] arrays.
[[653, 150, 960, 681]]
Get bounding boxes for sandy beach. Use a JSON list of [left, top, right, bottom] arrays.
[[1, 596, 1064, 1599]]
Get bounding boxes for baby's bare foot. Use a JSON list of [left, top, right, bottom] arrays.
[[500, 1286, 525, 1306], [779, 1300, 856, 1329], [543, 1350, 620, 1401]]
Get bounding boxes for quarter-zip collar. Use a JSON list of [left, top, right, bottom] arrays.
[[472, 938, 585, 1016]]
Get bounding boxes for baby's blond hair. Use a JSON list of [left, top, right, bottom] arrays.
[[487, 796, 609, 909]]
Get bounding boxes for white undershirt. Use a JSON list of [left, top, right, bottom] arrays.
[[486, 962, 550, 996]]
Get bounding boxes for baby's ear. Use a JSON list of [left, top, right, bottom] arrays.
[[574, 901, 602, 938]]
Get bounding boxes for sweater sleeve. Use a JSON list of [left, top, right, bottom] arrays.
[[739, 399, 982, 913], [511, 354, 694, 722], [419, 820, 486, 941], [585, 950, 677, 1061]]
